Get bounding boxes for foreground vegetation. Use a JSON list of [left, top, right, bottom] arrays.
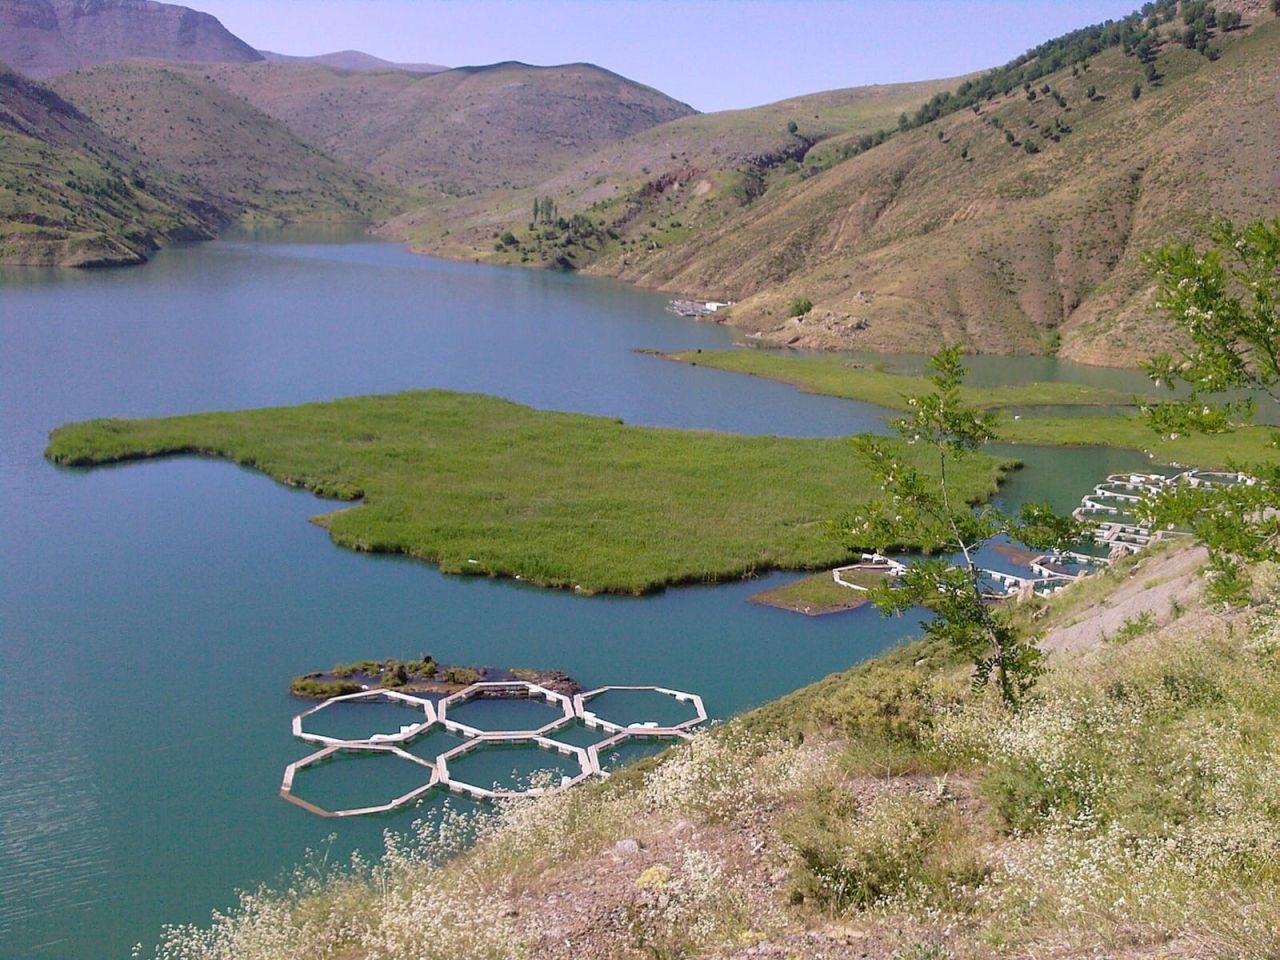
[[45, 390, 1011, 594], [665, 350, 1280, 469], [146, 549, 1280, 959]]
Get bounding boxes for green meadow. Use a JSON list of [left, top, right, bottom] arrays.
[[666, 350, 1280, 470], [665, 350, 1141, 410], [45, 390, 1012, 595]]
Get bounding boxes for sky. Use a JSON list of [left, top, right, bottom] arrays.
[[197, 0, 1134, 112]]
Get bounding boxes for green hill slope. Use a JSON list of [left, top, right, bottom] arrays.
[[0, 63, 221, 266], [51, 62, 405, 222]]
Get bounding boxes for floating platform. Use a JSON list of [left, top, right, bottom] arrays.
[[280, 680, 706, 816]]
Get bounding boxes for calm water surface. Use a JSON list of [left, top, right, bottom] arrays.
[[1, 234, 1157, 959]]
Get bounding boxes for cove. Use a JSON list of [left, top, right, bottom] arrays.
[[0, 232, 1156, 959]]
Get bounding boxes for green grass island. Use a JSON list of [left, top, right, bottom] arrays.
[[44, 389, 1014, 595], [661, 350, 1280, 470]]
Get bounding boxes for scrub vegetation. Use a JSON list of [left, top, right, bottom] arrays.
[[143, 550, 1280, 960], [44, 390, 1012, 594]]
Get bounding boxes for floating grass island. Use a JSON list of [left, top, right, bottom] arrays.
[[748, 567, 890, 616], [290, 656, 578, 699], [661, 350, 1280, 470], [44, 390, 1013, 594]]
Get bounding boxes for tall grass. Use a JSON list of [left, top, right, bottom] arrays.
[[45, 390, 1010, 594], [666, 351, 1280, 469]]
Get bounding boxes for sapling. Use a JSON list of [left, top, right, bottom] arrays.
[[1139, 217, 1280, 603], [838, 347, 1085, 706]]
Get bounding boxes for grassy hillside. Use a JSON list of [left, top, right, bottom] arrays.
[[52, 62, 406, 223], [43, 390, 1011, 594], [141, 548, 1280, 959], [400, 10, 1280, 367], [0, 63, 221, 266], [193, 60, 696, 194]]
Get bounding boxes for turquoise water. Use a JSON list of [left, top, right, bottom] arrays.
[[1, 234, 1157, 959]]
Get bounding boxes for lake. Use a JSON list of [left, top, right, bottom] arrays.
[[0, 232, 1160, 959]]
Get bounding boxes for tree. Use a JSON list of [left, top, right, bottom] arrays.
[[837, 347, 1085, 706], [787, 119, 799, 135], [1131, 82, 1143, 99], [1086, 84, 1098, 100], [1139, 218, 1280, 603]]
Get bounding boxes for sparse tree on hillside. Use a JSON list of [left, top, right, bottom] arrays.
[[1139, 218, 1280, 603], [1132, 82, 1143, 99], [838, 347, 1085, 707]]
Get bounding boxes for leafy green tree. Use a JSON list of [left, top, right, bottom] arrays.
[[787, 119, 799, 135], [1139, 218, 1280, 603], [1131, 82, 1143, 99], [837, 347, 1084, 706]]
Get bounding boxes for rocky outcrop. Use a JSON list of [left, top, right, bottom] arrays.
[[0, 0, 263, 79]]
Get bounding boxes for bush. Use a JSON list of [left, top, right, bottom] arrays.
[[787, 297, 813, 317]]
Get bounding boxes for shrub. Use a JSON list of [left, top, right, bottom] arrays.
[[787, 297, 813, 317]]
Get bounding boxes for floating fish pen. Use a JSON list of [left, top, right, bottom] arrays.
[[280, 680, 707, 816]]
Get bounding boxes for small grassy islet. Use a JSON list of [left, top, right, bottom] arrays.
[[748, 567, 889, 616], [45, 390, 1013, 595]]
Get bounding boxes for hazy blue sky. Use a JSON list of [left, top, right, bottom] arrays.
[[198, 0, 1133, 112]]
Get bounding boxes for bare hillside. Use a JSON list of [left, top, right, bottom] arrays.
[[0, 0, 262, 79], [398, 14, 1279, 367], [258, 49, 446, 74], [597, 17, 1280, 365], [194, 60, 697, 193], [384, 75, 965, 266], [52, 61, 404, 222]]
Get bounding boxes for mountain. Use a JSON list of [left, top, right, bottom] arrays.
[[193, 60, 697, 193], [395, 10, 1280, 367], [0, 61, 221, 265], [258, 49, 446, 74], [383, 75, 966, 264], [51, 61, 405, 222], [0, 0, 263, 79]]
